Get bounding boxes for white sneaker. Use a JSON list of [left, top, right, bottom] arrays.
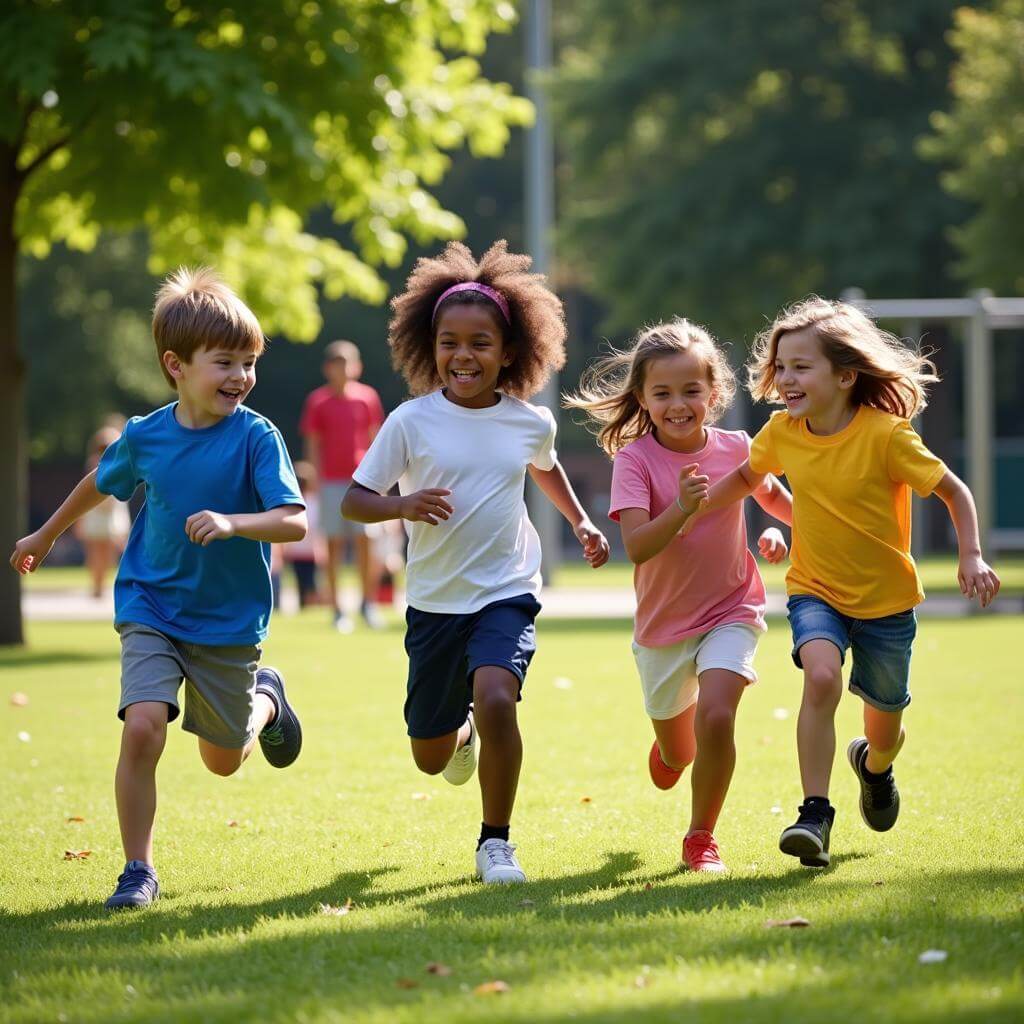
[[442, 710, 476, 786], [475, 838, 526, 884]]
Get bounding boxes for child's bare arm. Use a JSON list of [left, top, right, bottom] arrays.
[[184, 504, 308, 546], [10, 469, 108, 573], [341, 481, 453, 526], [527, 461, 609, 567], [932, 470, 1001, 607], [751, 473, 793, 527]]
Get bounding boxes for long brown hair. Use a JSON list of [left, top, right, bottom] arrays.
[[565, 318, 736, 456], [748, 297, 938, 418]]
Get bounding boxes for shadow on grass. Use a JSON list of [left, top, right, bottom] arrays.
[[3, 855, 1021, 1023]]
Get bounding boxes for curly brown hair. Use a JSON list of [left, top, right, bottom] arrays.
[[388, 240, 567, 399]]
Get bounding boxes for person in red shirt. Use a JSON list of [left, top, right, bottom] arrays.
[[300, 340, 385, 631]]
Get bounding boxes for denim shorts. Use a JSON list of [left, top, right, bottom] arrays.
[[786, 594, 916, 712], [403, 593, 541, 739]]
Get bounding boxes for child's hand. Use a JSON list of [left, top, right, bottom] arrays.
[[9, 529, 55, 574], [185, 510, 236, 546], [574, 519, 610, 568], [677, 464, 710, 515], [757, 527, 788, 564], [400, 488, 453, 526], [958, 554, 1000, 608]]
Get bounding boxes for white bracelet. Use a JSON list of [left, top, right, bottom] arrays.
[[675, 496, 689, 515]]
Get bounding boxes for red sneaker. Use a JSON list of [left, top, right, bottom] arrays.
[[648, 740, 684, 790], [682, 830, 727, 873]]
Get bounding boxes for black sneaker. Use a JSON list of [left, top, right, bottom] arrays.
[[256, 667, 302, 768], [105, 860, 159, 910], [779, 800, 835, 868], [847, 737, 900, 832]]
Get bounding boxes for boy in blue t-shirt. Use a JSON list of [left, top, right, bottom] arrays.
[[10, 267, 307, 910]]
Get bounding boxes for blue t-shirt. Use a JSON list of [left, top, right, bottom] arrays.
[[96, 403, 303, 645]]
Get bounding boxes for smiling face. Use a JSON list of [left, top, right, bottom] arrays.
[[165, 345, 257, 427], [638, 349, 714, 452], [433, 303, 512, 409], [774, 326, 855, 424]]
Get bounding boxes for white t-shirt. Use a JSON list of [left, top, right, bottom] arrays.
[[352, 390, 557, 614]]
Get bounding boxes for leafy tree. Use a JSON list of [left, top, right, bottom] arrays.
[[553, 1, 968, 339], [921, 0, 1024, 294], [0, 0, 530, 644]]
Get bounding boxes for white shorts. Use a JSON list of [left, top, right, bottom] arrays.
[[632, 623, 761, 721]]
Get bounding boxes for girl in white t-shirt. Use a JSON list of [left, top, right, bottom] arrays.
[[342, 240, 609, 885], [567, 319, 792, 873]]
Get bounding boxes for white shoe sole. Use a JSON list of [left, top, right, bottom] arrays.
[[442, 713, 476, 785]]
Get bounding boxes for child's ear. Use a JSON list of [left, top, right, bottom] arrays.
[[636, 387, 648, 411], [501, 346, 515, 368], [162, 351, 185, 381], [838, 368, 858, 391]]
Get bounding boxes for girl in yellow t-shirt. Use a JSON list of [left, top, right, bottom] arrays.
[[698, 297, 1000, 868]]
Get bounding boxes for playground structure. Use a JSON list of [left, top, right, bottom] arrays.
[[844, 289, 1024, 555]]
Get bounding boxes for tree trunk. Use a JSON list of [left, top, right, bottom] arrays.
[[0, 144, 25, 645]]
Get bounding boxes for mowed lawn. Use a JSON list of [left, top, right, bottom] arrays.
[[1, 610, 1022, 1023]]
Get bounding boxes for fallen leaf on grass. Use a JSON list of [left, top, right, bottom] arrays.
[[634, 975, 650, 989], [643, 883, 653, 891], [518, 899, 535, 908], [395, 978, 418, 989], [580, 796, 592, 804], [64, 850, 91, 860], [918, 949, 948, 964], [66, 816, 86, 824], [411, 792, 431, 801], [426, 962, 453, 976], [765, 917, 810, 928], [318, 899, 353, 916], [873, 880, 885, 887], [226, 820, 239, 827], [474, 980, 509, 996], [10, 692, 29, 707]]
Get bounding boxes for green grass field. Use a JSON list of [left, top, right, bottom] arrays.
[[2, 611, 1022, 1023]]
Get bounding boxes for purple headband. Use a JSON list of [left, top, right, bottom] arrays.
[[432, 282, 511, 326]]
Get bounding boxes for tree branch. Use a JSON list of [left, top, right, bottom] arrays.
[[16, 103, 100, 183]]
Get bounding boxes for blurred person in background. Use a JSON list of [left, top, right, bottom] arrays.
[[282, 460, 325, 609], [77, 419, 132, 598], [300, 340, 384, 632]]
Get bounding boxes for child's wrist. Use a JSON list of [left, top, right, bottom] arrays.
[[675, 496, 693, 517]]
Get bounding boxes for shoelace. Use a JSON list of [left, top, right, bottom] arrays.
[[113, 865, 156, 897], [483, 841, 518, 868], [864, 773, 896, 807], [686, 834, 721, 865], [261, 719, 285, 745]]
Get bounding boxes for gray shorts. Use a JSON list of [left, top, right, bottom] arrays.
[[320, 481, 366, 540], [117, 623, 261, 749]]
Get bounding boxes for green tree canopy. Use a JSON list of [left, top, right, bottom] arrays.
[[553, 0, 967, 339], [0, 0, 531, 644], [921, 0, 1024, 294]]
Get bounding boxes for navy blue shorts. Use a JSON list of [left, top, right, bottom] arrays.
[[403, 593, 542, 739], [787, 594, 917, 712]]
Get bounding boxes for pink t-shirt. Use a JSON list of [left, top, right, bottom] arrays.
[[609, 428, 767, 647], [299, 383, 384, 482]]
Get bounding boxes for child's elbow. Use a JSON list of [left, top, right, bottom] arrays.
[[286, 511, 308, 542], [623, 540, 648, 565]]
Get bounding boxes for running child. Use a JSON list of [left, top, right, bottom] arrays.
[[698, 297, 1000, 867], [567, 318, 792, 873], [10, 268, 306, 908], [342, 240, 609, 884]]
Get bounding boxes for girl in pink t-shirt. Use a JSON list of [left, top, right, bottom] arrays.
[[567, 319, 792, 872]]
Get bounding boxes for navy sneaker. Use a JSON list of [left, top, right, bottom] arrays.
[[105, 860, 159, 910], [779, 800, 835, 868], [255, 667, 303, 768], [847, 737, 900, 832]]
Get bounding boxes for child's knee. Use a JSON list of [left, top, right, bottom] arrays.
[[410, 739, 452, 775], [696, 702, 736, 740], [199, 744, 244, 777], [803, 664, 843, 708], [121, 715, 166, 762]]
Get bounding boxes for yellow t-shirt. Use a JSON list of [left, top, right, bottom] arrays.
[[749, 406, 947, 618]]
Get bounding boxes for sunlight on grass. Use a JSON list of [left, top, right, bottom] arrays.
[[1, 613, 1022, 1022]]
